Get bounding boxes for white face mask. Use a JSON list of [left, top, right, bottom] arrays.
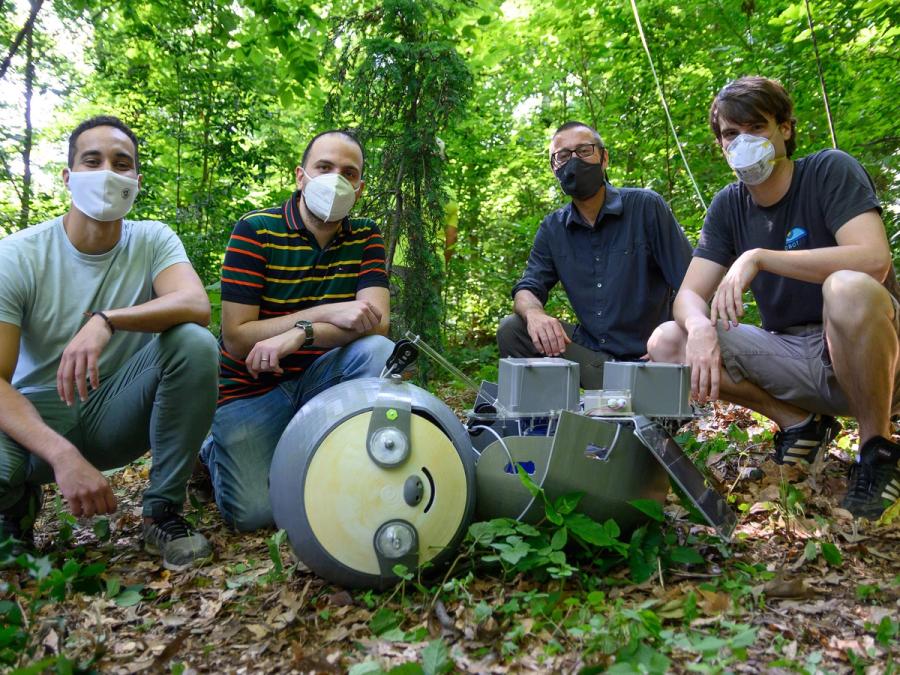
[[302, 172, 359, 222], [725, 133, 777, 186], [67, 169, 139, 221]]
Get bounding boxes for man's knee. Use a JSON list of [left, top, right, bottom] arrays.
[[497, 314, 529, 356], [351, 334, 394, 375], [219, 494, 274, 532], [823, 270, 893, 330], [159, 323, 218, 362], [647, 321, 686, 363]]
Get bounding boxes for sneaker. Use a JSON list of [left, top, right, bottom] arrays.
[[841, 436, 900, 520], [0, 485, 42, 558], [143, 507, 212, 571], [772, 414, 842, 466]]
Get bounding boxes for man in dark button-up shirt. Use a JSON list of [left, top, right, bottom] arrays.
[[498, 121, 691, 388]]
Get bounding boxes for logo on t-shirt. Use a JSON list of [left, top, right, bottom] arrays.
[[785, 227, 808, 250]]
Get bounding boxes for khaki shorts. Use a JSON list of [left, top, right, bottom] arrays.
[[717, 302, 900, 417]]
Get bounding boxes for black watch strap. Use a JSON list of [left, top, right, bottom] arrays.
[[294, 320, 314, 347]]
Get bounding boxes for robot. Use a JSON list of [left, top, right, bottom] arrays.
[[269, 338, 736, 589]]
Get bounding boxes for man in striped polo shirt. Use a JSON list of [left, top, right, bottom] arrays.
[[201, 130, 393, 531]]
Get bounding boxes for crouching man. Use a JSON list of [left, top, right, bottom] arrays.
[[0, 116, 219, 568], [201, 129, 393, 531], [649, 77, 900, 520]]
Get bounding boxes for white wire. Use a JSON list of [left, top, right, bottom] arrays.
[[629, 0, 708, 212]]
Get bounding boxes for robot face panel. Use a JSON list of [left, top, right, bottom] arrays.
[[303, 411, 470, 575]]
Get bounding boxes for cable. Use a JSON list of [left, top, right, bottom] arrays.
[[804, 0, 838, 149], [629, 0, 708, 212]]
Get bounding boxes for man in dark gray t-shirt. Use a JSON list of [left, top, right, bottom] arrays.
[[649, 76, 900, 521], [499, 121, 691, 389]]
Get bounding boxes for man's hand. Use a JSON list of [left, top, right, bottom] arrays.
[[57, 315, 113, 405], [685, 321, 722, 404], [322, 301, 382, 333], [54, 453, 117, 517], [525, 310, 571, 356], [245, 329, 304, 378], [710, 249, 760, 329]]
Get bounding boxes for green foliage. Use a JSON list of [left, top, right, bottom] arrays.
[[323, 0, 473, 365], [0, 539, 114, 670]]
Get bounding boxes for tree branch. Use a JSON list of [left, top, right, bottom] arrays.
[[0, 0, 44, 82]]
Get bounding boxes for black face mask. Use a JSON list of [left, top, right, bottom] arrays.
[[554, 157, 605, 200]]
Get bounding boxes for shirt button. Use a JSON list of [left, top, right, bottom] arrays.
[[597, 311, 602, 317], [596, 282, 602, 288], [595, 256, 600, 262], [600, 339, 607, 344]]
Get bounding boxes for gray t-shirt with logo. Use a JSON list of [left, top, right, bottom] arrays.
[[695, 149, 884, 332], [0, 216, 188, 393]]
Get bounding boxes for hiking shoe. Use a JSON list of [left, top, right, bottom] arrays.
[[772, 414, 842, 466], [841, 436, 900, 520], [188, 458, 214, 504], [0, 485, 42, 559], [143, 508, 212, 571]]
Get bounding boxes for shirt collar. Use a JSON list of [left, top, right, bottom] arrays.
[[283, 189, 352, 235], [564, 181, 624, 229]]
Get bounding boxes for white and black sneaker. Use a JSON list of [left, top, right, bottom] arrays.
[[841, 436, 900, 520], [772, 414, 842, 466], [143, 507, 212, 571]]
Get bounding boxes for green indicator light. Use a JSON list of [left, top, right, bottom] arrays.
[[386, 409, 398, 421]]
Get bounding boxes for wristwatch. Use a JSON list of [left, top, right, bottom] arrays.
[[294, 319, 315, 347]]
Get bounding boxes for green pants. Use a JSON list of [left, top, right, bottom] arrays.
[[0, 323, 219, 518]]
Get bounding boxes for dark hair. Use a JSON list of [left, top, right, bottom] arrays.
[[709, 76, 797, 157], [68, 115, 140, 172], [301, 129, 365, 174], [553, 121, 604, 149]]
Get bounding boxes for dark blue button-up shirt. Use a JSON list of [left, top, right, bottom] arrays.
[[512, 183, 692, 359]]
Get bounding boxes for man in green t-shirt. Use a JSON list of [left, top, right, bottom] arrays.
[[0, 116, 219, 569]]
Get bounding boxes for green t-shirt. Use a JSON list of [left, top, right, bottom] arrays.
[[0, 216, 188, 393]]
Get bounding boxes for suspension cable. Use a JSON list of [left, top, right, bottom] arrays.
[[629, 0, 707, 212], [804, 0, 838, 149]]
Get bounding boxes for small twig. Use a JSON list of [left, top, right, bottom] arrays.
[[433, 598, 455, 633], [657, 557, 665, 592]]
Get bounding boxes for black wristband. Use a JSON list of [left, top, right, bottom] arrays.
[[88, 310, 116, 335]]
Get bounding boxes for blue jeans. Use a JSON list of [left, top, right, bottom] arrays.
[[202, 334, 394, 531], [0, 323, 219, 518]]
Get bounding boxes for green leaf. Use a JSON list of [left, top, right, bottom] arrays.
[[550, 527, 567, 551], [804, 540, 818, 561], [629, 499, 665, 522], [421, 639, 453, 675], [370, 608, 402, 636], [387, 664, 425, 675], [669, 546, 704, 565], [553, 491, 583, 515], [348, 662, 384, 675], [115, 589, 143, 607], [92, 518, 111, 541], [820, 542, 842, 566], [566, 513, 623, 549]]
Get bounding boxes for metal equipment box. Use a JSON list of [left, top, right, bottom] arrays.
[[497, 358, 580, 414], [602, 362, 692, 419]]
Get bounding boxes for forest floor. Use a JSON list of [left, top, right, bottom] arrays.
[[2, 392, 899, 674]]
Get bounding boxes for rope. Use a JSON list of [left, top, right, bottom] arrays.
[[804, 0, 838, 149], [628, 0, 707, 212]]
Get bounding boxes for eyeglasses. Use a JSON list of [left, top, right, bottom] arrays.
[[550, 143, 602, 168]]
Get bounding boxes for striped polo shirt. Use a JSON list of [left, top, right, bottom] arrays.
[[218, 190, 388, 405]]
